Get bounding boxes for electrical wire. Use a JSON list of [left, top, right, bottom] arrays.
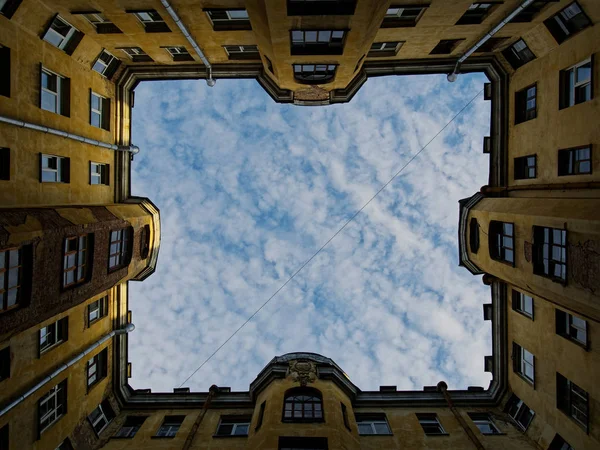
[[177, 87, 485, 388]]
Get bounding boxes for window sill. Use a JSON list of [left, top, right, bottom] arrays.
[[212, 434, 249, 438], [513, 310, 534, 321], [557, 334, 588, 350], [151, 436, 176, 439], [39, 341, 66, 357], [86, 376, 107, 395], [423, 433, 450, 437], [558, 409, 588, 433], [282, 418, 325, 424], [514, 372, 535, 388], [358, 433, 394, 437]]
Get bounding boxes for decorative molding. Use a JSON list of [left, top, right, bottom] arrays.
[[287, 360, 317, 386]]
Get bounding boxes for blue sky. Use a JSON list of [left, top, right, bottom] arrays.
[[129, 72, 492, 393]]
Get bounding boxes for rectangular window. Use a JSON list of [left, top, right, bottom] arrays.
[[430, 39, 464, 55], [356, 413, 392, 435], [40, 67, 70, 116], [0, 46, 9, 97], [505, 394, 534, 430], [108, 228, 132, 270], [87, 348, 108, 388], [341, 403, 350, 431], [533, 226, 567, 282], [92, 50, 121, 78], [42, 15, 83, 55], [557, 373, 588, 430], [287, 0, 357, 16], [90, 162, 110, 185], [40, 154, 69, 183], [255, 401, 266, 431], [39, 317, 68, 354], [512, 342, 535, 383], [0, 0, 23, 19], [382, 6, 427, 27], [0, 346, 9, 381], [63, 234, 90, 288], [120, 47, 153, 63], [545, 2, 591, 44], [214, 416, 251, 436], [489, 221, 514, 264], [88, 296, 109, 325], [290, 30, 346, 55], [293, 64, 337, 84], [368, 41, 403, 57], [90, 91, 110, 131], [475, 37, 509, 53], [515, 84, 537, 123], [558, 146, 592, 176], [0, 424, 7, 450], [75, 11, 122, 34], [223, 45, 260, 60], [38, 380, 67, 433], [279, 437, 328, 450], [156, 416, 184, 437], [456, 3, 498, 25], [514, 155, 536, 179], [559, 58, 592, 109], [511, 1, 558, 23], [164, 46, 194, 62], [502, 39, 536, 70], [0, 148, 8, 180], [128, 10, 170, 32], [205, 9, 251, 31], [549, 434, 574, 450], [114, 416, 147, 438], [556, 309, 587, 347], [512, 290, 534, 319], [416, 413, 446, 435], [468, 413, 501, 434], [1, 247, 22, 313], [88, 400, 115, 435]]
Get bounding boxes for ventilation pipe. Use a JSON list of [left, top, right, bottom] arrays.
[[437, 381, 485, 450], [0, 324, 135, 418], [160, 0, 215, 87], [0, 115, 139, 154], [448, 0, 536, 82]]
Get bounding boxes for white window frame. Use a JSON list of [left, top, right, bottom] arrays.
[[156, 417, 183, 437], [470, 414, 501, 435], [39, 319, 65, 353], [207, 9, 249, 23], [41, 154, 64, 182], [514, 291, 534, 318], [90, 162, 108, 185], [370, 42, 401, 52], [385, 7, 423, 18], [41, 68, 62, 114], [356, 418, 392, 435], [165, 46, 189, 57], [564, 58, 592, 107], [87, 355, 98, 386], [515, 344, 535, 382], [216, 419, 251, 436], [133, 11, 164, 24], [43, 16, 77, 50], [93, 50, 116, 76], [418, 414, 446, 435], [121, 47, 146, 59], [83, 12, 110, 26], [39, 382, 66, 433], [90, 92, 104, 128], [0, 0, 8, 13], [224, 45, 258, 56], [89, 403, 111, 435]]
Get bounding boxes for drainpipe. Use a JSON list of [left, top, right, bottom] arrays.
[[448, 0, 536, 82], [437, 381, 485, 450], [0, 324, 135, 418], [0, 115, 139, 154], [182, 385, 219, 450], [159, 0, 215, 87]]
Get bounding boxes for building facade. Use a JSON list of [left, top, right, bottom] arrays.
[[0, 0, 598, 449]]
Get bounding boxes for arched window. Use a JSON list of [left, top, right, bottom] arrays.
[[283, 387, 323, 422], [293, 64, 337, 84]]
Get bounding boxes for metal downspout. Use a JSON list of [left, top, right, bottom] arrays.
[[437, 382, 485, 450], [0, 115, 139, 154], [0, 324, 135, 418], [448, 0, 536, 81], [159, 0, 215, 87], [182, 385, 219, 450]]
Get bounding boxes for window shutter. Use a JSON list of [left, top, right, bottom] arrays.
[[2, 0, 24, 19], [38, 152, 43, 182], [105, 58, 121, 80], [64, 30, 84, 56], [38, 63, 43, 109], [104, 164, 110, 186], [60, 379, 68, 414], [97, 23, 122, 34], [515, 90, 524, 123], [559, 69, 568, 109], [511, 290, 519, 310], [61, 158, 70, 183], [145, 21, 171, 33], [0, 148, 9, 180], [0, 46, 10, 98], [512, 342, 519, 373], [89, 89, 93, 125], [60, 77, 70, 117], [102, 98, 111, 131]]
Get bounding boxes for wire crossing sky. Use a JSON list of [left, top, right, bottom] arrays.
[[129, 73, 493, 393]]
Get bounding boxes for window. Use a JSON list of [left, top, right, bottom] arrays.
[[40, 154, 69, 183], [55, 438, 74, 450], [0, 0, 23, 19], [469, 218, 480, 253], [512, 343, 535, 383], [129, 10, 170, 32], [92, 50, 121, 78], [1, 247, 23, 313], [416, 413, 446, 435], [114, 416, 146, 438], [156, 416, 184, 437], [514, 155, 536, 179], [255, 401, 266, 431], [505, 394, 534, 430], [63, 234, 90, 288], [279, 437, 328, 450], [42, 15, 83, 55], [87, 348, 108, 388], [0, 148, 8, 180], [90, 91, 110, 131], [165, 46, 194, 62], [120, 47, 153, 63], [38, 380, 67, 433], [88, 296, 109, 324], [502, 39, 536, 70], [489, 221, 514, 264], [341, 403, 350, 431], [283, 388, 323, 422], [515, 84, 537, 123], [140, 225, 151, 260], [368, 41, 403, 57], [549, 434, 574, 450], [291, 30, 346, 55], [511, 1, 557, 23], [0, 46, 9, 97], [108, 228, 132, 270], [0, 346, 9, 381], [90, 162, 110, 186], [287, 0, 357, 16], [533, 226, 567, 282], [456, 3, 498, 25], [382, 6, 427, 27], [559, 58, 592, 109], [545, 2, 591, 44], [468, 413, 501, 434], [76, 11, 122, 34], [223, 45, 260, 60], [88, 400, 115, 435], [430, 39, 464, 55], [475, 37, 509, 53], [205, 9, 251, 31], [214, 416, 251, 436], [39, 317, 68, 354], [558, 147, 592, 176], [356, 413, 392, 435], [293, 64, 337, 84], [40, 67, 70, 116], [0, 424, 7, 450], [557, 373, 588, 430], [556, 309, 587, 347], [512, 290, 534, 319]]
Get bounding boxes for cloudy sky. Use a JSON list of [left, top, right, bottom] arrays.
[[128, 72, 493, 394]]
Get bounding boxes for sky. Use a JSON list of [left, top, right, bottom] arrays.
[[129, 72, 493, 394]]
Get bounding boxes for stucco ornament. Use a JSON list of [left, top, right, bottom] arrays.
[[288, 360, 317, 386]]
